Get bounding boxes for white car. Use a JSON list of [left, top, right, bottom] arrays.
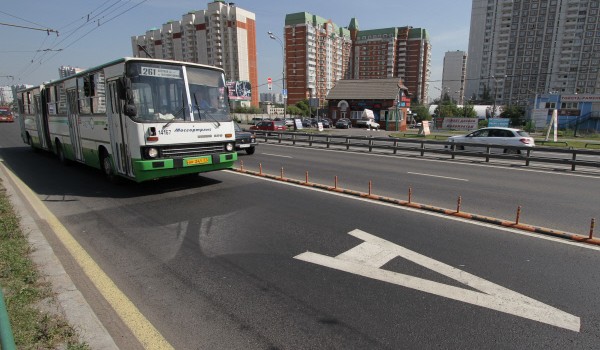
[[447, 127, 535, 154]]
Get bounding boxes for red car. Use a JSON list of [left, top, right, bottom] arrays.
[[250, 120, 287, 131], [0, 107, 14, 122]]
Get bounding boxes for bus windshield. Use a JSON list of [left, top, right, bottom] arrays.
[[127, 62, 231, 123]]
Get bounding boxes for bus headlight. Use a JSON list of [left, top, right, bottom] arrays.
[[145, 147, 159, 159], [225, 143, 234, 152]]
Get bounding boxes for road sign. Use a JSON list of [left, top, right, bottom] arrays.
[[295, 229, 580, 332]]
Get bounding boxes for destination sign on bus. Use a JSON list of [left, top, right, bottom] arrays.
[[140, 67, 181, 79]]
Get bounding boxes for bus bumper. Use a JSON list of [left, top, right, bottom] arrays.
[[131, 152, 237, 182]]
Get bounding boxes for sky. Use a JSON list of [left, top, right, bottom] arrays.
[[0, 0, 473, 100]]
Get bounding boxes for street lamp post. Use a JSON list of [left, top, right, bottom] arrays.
[[491, 75, 506, 118], [268, 31, 286, 119]]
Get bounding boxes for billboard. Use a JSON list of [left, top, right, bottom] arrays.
[[441, 117, 479, 130], [227, 81, 252, 101]]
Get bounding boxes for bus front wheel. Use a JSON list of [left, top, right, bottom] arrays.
[[100, 151, 119, 183]]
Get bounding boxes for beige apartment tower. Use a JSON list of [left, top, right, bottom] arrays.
[[131, 0, 258, 107]]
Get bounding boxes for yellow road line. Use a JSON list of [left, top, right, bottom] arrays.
[[1, 163, 173, 350]]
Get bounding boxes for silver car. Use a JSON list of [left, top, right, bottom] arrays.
[[447, 127, 535, 154]]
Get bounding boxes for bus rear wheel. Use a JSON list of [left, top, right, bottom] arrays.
[[56, 141, 69, 165], [27, 134, 38, 152]]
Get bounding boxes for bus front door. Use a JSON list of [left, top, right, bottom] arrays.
[[66, 90, 84, 162], [107, 81, 132, 177]]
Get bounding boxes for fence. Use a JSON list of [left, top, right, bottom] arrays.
[[250, 131, 600, 172]]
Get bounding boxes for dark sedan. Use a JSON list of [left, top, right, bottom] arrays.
[[234, 123, 257, 155], [335, 118, 353, 129]]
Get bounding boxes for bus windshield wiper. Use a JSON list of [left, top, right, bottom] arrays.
[[193, 93, 220, 128], [162, 96, 186, 129]]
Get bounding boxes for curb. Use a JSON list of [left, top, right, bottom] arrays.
[[231, 168, 600, 247], [0, 162, 119, 349]]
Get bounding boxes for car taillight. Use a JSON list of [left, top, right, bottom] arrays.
[[520, 138, 531, 144]]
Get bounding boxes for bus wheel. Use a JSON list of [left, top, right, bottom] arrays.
[[56, 141, 69, 165], [101, 151, 119, 183], [27, 134, 38, 152]]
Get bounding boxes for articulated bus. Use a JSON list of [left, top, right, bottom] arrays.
[[17, 57, 237, 182]]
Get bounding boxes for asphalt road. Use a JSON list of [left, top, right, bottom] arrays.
[[1, 122, 600, 349], [240, 142, 599, 235]]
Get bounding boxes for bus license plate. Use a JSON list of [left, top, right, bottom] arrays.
[[186, 157, 209, 165]]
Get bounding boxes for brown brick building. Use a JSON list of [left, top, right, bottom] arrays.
[[283, 13, 431, 106]]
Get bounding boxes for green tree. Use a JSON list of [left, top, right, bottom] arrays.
[[500, 105, 525, 127], [286, 105, 303, 117], [234, 106, 261, 114], [459, 103, 477, 118], [295, 100, 311, 116], [435, 100, 460, 118], [410, 104, 431, 122]]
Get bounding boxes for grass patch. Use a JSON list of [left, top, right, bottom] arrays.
[[0, 180, 89, 349]]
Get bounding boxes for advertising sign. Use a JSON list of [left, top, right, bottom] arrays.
[[441, 118, 478, 130], [226, 81, 252, 100], [487, 118, 510, 127], [532, 109, 550, 129]]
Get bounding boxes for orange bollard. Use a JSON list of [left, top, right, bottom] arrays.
[[590, 218, 596, 240], [334, 176, 338, 189], [280, 167, 284, 179], [305, 171, 309, 184], [456, 196, 462, 213], [259, 163, 263, 175], [408, 187, 412, 203], [368, 181, 372, 196], [240, 160, 244, 171], [516, 206, 522, 225]]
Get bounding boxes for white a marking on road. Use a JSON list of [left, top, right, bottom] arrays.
[[294, 229, 580, 332]]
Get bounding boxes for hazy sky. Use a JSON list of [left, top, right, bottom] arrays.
[[0, 0, 472, 99]]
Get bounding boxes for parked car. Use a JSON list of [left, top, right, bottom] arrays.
[[447, 127, 535, 154], [249, 120, 287, 131], [321, 118, 333, 128], [335, 118, 353, 129], [356, 116, 379, 129], [301, 118, 313, 127], [311, 118, 332, 128], [234, 123, 257, 155]]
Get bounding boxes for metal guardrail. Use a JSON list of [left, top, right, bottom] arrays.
[[250, 131, 600, 171]]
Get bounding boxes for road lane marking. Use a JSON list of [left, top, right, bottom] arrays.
[[295, 229, 581, 332], [407, 171, 469, 182], [1, 162, 174, 349], [260, 143, 600, 179], [260, 152, 293, 158], [232, 171, 600, 251]]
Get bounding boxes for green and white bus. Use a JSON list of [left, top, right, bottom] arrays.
[[17, 57, 237, 182]]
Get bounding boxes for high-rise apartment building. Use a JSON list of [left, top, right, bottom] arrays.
[[58, 66, 83, 79], [283, 12, 431, 106], [465, 0, 600, 107], [131, 0, 258, 107], [441, 51, 467, 105], [350, 25, 431, 104], [284, 12, 353, 106]]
